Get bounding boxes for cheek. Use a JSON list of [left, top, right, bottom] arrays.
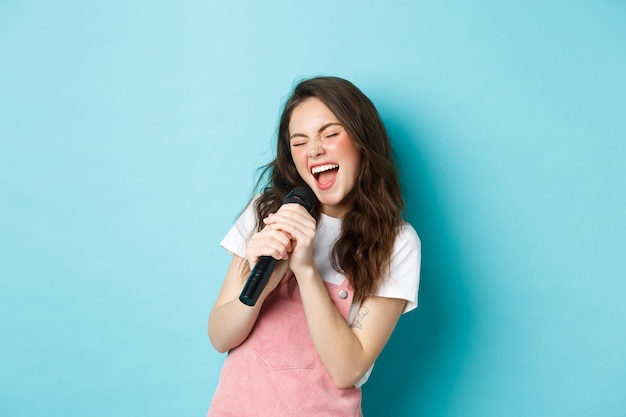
[[348, 157, 362, 185], [338, 142, 361, 177], [290, 149, 308, 174]]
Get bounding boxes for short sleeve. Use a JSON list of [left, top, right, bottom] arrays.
[[220, 199, 258, 258], [374, 223, 421, 314]]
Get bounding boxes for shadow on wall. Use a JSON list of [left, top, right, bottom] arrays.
[[361, 114, 475, 416]]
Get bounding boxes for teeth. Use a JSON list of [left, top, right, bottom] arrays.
[[311, 164, 339, 175]]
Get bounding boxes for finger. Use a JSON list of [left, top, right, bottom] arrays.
[[276, 203, 313, 219], [248, 229, 293, 260], [267, 220, 316, 252], [264, 208, 316, 231], [263, 218, 311, 243]]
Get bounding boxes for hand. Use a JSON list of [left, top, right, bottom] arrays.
[[245, 221, 293, 270], [244, 221, 293, 297], [262, 203, 317, 276]]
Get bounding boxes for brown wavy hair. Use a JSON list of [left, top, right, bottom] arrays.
[[252, 76, 404, 300]]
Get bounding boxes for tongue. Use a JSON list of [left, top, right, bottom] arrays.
[[317, 169, 338, 186]]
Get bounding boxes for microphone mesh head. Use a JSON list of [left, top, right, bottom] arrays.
[[283, 186, 317, 213]]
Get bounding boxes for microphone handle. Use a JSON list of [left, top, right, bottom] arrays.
[[239, 256, 278, 306]]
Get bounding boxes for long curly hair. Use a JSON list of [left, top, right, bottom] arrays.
[[253, 76, 405, 300]]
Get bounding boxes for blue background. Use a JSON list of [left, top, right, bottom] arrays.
[[1, 1, 625, 416]]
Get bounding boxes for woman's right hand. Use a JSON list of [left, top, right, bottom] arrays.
[[245, 216, 293, 270], [244, 218, 293, 294]]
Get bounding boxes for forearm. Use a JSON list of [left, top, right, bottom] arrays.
[[208, 296, 263, 353], [295, 267, 369, 388], [208, 257, 289, 353]]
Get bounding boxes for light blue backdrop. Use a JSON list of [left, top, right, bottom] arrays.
[[1, 1, 625, 416]]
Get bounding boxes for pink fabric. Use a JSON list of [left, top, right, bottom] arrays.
[[208, 278, 362, 417]]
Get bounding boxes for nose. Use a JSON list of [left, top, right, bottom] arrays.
[[307, 138, 324, 158]]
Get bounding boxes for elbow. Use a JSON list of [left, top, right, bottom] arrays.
[[208, 328, 231, 353], [208, 325, 244, 353], [213, 344, 229, 354], [334, 380, 357, 390], [329, 369, 363, 390], [325, 351, 371, 389], [208, 322, 230, 353], [208, 334, 231, 353]]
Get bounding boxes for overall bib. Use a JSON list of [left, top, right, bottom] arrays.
[[207, 278, 362, 417]]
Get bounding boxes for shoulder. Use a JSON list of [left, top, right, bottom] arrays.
[[236, 196, 261, 235], [392, 222, 421, 259], [372, 222, 421, 313], [398, 222, 420, 243], [220, 195, 261, 257]]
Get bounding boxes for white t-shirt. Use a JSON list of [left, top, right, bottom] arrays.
[[220, 199, 421, 315], [220, 199, 421, 386]]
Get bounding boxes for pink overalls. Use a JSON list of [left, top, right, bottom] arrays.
[[207, 278, 363, 417]]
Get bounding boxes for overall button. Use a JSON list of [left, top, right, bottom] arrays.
[[338, 290, 348, 299]]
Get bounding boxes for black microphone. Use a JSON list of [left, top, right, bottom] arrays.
[[239, 186, 317, 306]]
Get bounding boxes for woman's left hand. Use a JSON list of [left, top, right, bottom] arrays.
[[262, 203, 317, 275]]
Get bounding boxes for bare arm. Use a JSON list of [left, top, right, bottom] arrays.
[[296, 267, 405, 388], [208, 216, 293, 353], [208, 255, 290, 352], [264, 204, 406, 388]]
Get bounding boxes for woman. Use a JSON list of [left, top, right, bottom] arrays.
[[207, 76, 420, 416]]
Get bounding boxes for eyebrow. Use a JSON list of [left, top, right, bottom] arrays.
[[289, 122, 343, 140]]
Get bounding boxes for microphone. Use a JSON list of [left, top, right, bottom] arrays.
[[239, 186, 317, 306]]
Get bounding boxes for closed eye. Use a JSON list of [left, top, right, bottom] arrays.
[[291, 140, 307, 147], [320, 123, 344, 139]]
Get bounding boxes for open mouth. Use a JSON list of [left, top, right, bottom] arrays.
[[311, 163, 339, 184]]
